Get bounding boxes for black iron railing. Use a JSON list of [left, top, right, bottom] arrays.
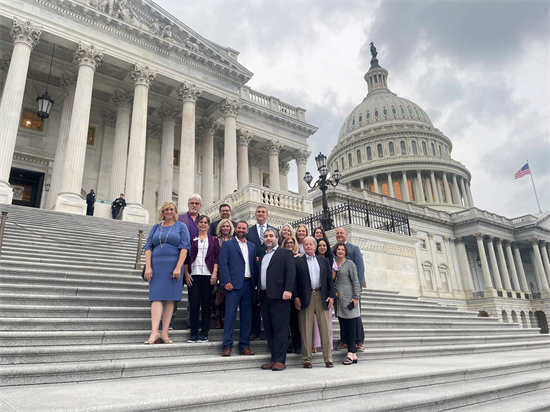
[[532, 292, 542, 299], [291, 200, 410, 236]]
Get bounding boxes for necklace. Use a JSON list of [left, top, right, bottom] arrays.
[[159, 221, 174, 248]]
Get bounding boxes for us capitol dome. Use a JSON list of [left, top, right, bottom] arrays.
[[327, 44, 473, 212]]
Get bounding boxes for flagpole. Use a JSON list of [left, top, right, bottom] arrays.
[[527, 160, 542, 213]]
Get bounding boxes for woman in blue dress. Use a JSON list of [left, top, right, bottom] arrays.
[[143, 201, 190, 344]]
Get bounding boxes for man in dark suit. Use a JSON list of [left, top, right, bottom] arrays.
[[86, 189, 95, 216], [258, 228, 295, 371], [111, 194, 125, 219], [218, 221, 257, 357], [246, 205, 277, 340], [294, 236, 335, 368], [335, 226, 365, 351], [209, 203, 237, 237]]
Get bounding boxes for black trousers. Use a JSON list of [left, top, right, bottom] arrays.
[[340, 297, 364, 344], [187, 276, 213, 337], [86, 204, 94, 216], [112, 208, 121, 219], [260, 291, 291, 364], [338, 316, 357, 353], [289, 303, 302, 349]]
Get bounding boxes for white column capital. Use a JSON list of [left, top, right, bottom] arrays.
[[157, 104, 180, 124], [147, 123, 162, 140], [59, 72, 78, 91], [112, 89, 134, 109], [220, 98, 241, 118], [74, 43, 104, 70], [237, 129, 253, 146], [130, 63, 156, 87], [294, 148, 311, 164], [263, 139, 283, 155], [474, 233, 485, 241], [198, 116, 218, 135], [530, 238, 540, 246], [178, 81, 202, 103], [11, 19, 42, 48]]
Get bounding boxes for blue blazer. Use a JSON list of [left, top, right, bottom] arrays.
[[346, 242, 365, 286], [219, 237, 257, 290]]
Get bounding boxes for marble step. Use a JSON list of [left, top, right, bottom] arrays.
[[363, 327, 543, 337], [0, 283, 148, 298], [448, 387, 550, 412], [1, 255, 140, 269], [0, 275, 147, 291], [359, 311, 501, 323], [1, 246, 139, 263], [362, 305, 473, 316], [0, 268, 143, 284], [0, 259, 141, 274], [1, 236, 140, 255]]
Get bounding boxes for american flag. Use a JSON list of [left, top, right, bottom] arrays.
[[515, 163, 530, 179]]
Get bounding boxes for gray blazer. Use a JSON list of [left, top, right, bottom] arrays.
[[335, 259, 361, 319]]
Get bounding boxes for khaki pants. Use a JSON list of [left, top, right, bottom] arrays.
[[298, 290, 332, 364]]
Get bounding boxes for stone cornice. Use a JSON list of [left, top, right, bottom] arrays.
[[239, 104, 317, 136]]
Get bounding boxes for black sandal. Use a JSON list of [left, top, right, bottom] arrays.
[[343, 357, 353, 365], [352, 358, 358, 364]]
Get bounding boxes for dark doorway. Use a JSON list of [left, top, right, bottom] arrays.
[[9, 168, 44, 208], [535, 311, 549, 334]]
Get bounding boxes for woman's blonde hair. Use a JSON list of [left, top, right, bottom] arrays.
[[282, 236, 299, 256], [296, 224, 309, 241], [280, 224, 295, 240], [157, 201, 178, 222], [216, 219, 235, 237]]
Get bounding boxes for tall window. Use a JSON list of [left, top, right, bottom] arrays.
[[369, 184, 375, 192], [367, 146, 372, 161], [381, 182, 389, 196], [400, 141, 406, 155], [341, 157, 345, 170], [424, 268, 434, 290], [439, 145, 442, 157], [439, 267, 449, 292], [439, 181, 447, 203], [20, 108, 44, 131], [422, 141, 427, 155], [412, 141, 418, 155], [393, 181, 402, 200], [87, 127, 96, 146], [348, 153, 352, 167], [356, 150, 362, 164], [407, 179, 415, 201], [389, 142, 395, 156], [377, 144, 383, 158], [431, 142, 436, 155]]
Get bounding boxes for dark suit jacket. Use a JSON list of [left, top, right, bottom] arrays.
[[86, 192, 95, 205], [209, 219, 238, 237], [246, 223, 280, 258], [346, 242, 365, 286], [294, 254, 335, 310], [111, 197, 126, 210], [219, 237, 257, 290], [185, 235, 220, 275], [257, 247, 296, 301]]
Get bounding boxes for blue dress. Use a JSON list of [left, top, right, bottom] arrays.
[[145, 221, 190, 302]]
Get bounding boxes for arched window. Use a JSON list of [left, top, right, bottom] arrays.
[[412, 141, 418, 155], [422, 141, 427, 155], [393, 180, 402, 200], [366, 111, 370, 120], [383, 108, 388, 116], [359, 115, 362, 123], [377, 144, 383, 158], [381, 182, 389, 196], [366, 146, 372, 161], [439, 266, 449, 292], [423, 263, 434, 290], [392, 107, 396, 115], [431, 143, 436, 156], [352, 118, 355, 126], [400, 141, 406, 155], [439, 145, 442, 157], [407, 179, 415, 201], [341, 157, 345, 170], [348, 153, 352, 167], [389, 142, 395, 156], [408, 107, 413, 115], [369, 184, 375, 192], [375, 109, 379, 117], [400, 107, 405, 115], [356, 150, 362, 164]]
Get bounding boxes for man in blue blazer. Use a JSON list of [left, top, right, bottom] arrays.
[[219, 221, 257, 356], [335, 227, 365, 351]]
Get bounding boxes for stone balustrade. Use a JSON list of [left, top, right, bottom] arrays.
[[239, 85, 306, 121]]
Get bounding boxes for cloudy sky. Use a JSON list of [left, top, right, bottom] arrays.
[[157, 0, 549, 218]]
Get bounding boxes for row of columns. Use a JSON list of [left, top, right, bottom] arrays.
[[358, 170, 473, 207], [473, 234, 550, 298]]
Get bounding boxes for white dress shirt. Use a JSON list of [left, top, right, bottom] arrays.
[[260, 245, 278, 290], [237, 238, 251, 278], [306, 254, 321, 288], [191, 237, 210, 275]]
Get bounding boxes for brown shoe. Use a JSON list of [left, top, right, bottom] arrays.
[[262, 362, 275, 370], [250, 334, 259, 341], [239, 347, 255, 355], [325, 362, 334, 368], [272, 362, 286, 371], [356, 343, 365, 352], [303, 362, 312, 368], [221, 348, 231, 357], [336, 343, 348, 351]]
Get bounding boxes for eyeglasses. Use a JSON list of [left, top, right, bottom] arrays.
[[286, 241, 295, 245], [189, 202, 201, 205]]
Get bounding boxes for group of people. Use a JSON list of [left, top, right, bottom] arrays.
[[142, 194, 366, 370]]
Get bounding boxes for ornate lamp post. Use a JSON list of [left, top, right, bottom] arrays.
[[303, 152, 341, 231]]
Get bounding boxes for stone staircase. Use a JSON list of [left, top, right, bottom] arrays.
[[0, 204, 549, 411]]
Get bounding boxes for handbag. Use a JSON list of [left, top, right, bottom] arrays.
[[141, 224, 160, 281]]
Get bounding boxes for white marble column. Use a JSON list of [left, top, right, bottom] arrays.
[[55, 43, 103, 214], [451, 174, 461, 205], [373, 175, 380, 194], [249, 152, 262, 186], [280, 162, 290, 192], [455, 237, 475, 297], [220, 98, 240, 196], [122, 64, 157, 222], [459, 177, 469, 207], [294, 149, 310, 197], [401, 171, 410, 202], [495, 238, 513, 293], [177, 81, 202, 209], [157, 104, 179, 207], [512, 243, 529, 293], [199, 116, 218, 206], [430, 171, 439, 203], [387, 172, 395, 197], [465, 181, 474, 207], [442, 173, 452, 204], [475, 233, 496, 295], [416, 170, 424, 204], [108, 90, 133, 200], [531, 238, 550, 295], [436, 175, 445, 203], [0, 20, 42, 204], [539, 241, 550, 285], [237, 129, 252, 189], [218, 143, 225, 198], [264, 140, 283, 191], [503, 240, 522, 294], [486, 236, 504, 291], [49, 73, 77, 209], [359, 178, 365, 190]]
